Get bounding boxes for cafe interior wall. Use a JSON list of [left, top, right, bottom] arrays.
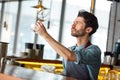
[[0, 0, 112, 61]]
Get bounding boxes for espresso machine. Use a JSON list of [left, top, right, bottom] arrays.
[[24, 43, 44, 59], [0, 42, 9, 73]]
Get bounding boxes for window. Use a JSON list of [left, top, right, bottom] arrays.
[[62, 0, 91, 47], [62, 0, 112, 62], [0, 2, 18, 56], [17, 1, 37, 56], [92, 0, 112, 62], [37, 0, 62, 59]]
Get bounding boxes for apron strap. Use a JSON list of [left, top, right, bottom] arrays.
[[83, 41, 92, 51]]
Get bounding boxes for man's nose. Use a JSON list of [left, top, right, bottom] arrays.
[[71, 24, 75, 29]]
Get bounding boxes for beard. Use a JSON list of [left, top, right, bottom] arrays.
[[71, 29, 86, 37]]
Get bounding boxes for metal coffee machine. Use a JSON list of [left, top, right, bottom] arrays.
[[0, 42, 9, 73], [35, 44, 44, 59], [25, 43, 35, 58], [24, 43, 44, 59], [103, 52, 114, 65]]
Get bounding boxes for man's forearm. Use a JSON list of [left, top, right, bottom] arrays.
[[42, 33, 76, 61]]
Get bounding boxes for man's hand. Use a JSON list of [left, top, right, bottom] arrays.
[[34, 20, 76, 61], [34, 20, 48, 36]]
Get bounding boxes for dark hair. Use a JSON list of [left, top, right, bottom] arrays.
[[77, 10, 99, 36]]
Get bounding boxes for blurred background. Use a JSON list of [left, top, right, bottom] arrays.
[[0, 0, 118, 63]]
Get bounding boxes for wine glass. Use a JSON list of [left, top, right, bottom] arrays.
[[31, 9, 49, 32]]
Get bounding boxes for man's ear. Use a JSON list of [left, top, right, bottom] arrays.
[[86, 27, 93, 33]]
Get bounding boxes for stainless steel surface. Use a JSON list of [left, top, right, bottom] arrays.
[[0, 42, 8, 73], [4, 64, 77, 80], [0, 42, 8, 58], [0, 57, 7, 73]]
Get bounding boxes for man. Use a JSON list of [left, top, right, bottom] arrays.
[[34, 10, 101, 80]]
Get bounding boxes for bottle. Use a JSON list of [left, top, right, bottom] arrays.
[[114, 37, 120, 65]]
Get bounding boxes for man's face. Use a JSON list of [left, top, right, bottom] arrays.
[[71, 17, 86, 37]]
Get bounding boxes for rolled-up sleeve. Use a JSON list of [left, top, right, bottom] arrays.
[[73, 45, 101, 65]]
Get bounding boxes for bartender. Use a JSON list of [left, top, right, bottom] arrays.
[[34, 10, 101, 80]]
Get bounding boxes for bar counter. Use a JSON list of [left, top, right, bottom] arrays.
[[2, 64, 77, 80], [14, 58, 63, 73], [0, 73, 22, 80]]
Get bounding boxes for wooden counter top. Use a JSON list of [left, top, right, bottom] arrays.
[[6, 56, 62, 66], [6, 56, 62, 63], [4, 57, 64, 74], [0, 73, 22, 80], [15, 58, 62, 63]]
